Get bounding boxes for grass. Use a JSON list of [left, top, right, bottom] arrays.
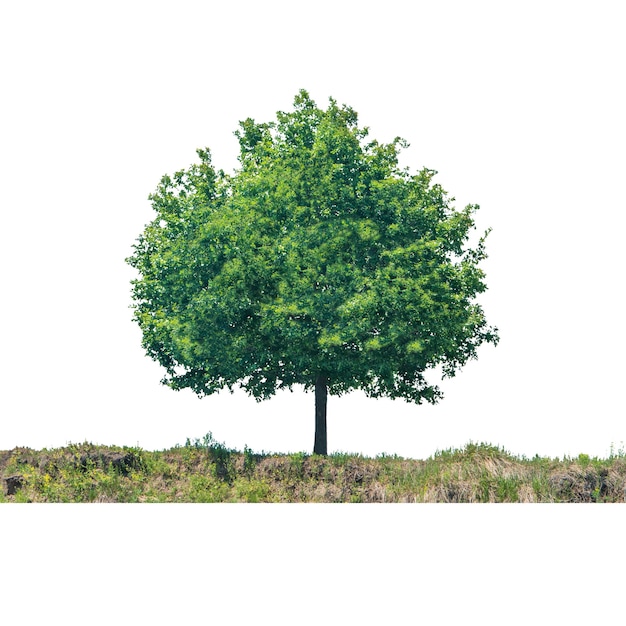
[[1, 436, 625, 503]]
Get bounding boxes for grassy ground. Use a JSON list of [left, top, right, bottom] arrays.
[[1, 434, 625, 502]]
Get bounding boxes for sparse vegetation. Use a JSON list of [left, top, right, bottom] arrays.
[[1, 436, 625, 503]]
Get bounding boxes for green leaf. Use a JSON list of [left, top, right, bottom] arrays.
[[127, 90, 499, 406]]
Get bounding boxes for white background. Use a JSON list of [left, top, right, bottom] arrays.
[[2, 2, 626, 623], [2, 2, 625, 460], [1, 2, 625, 461]]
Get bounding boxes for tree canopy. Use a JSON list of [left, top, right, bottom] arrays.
[[127, 90, 499, 454]]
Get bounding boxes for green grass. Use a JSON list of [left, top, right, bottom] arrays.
[[1, 436, 625, 503]]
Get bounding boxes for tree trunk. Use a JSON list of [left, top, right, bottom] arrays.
[[313, 374, 328, 455]]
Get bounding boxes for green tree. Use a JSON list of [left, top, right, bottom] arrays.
[[127, 90, 498, 455]]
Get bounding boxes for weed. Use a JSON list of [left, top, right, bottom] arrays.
[[477, 476, 492, 502], [243, 445, 257, 476], [376, 452, 402, 460], [187, 475, 231, 502], [289, 452, 307, 480], [330, 451, 360, 467], [234, 479, 271, 503], [495, 477, 520, 502]]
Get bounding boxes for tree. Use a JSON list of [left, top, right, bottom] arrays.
[[127, 90, 499, 455]]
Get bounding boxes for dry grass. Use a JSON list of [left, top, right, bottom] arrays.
[[1, 439, 625, 503]]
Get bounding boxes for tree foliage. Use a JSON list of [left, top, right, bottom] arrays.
[[127, 90, 498, 424]]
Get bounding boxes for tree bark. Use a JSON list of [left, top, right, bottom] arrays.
[[313, 374, 328, 455]]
